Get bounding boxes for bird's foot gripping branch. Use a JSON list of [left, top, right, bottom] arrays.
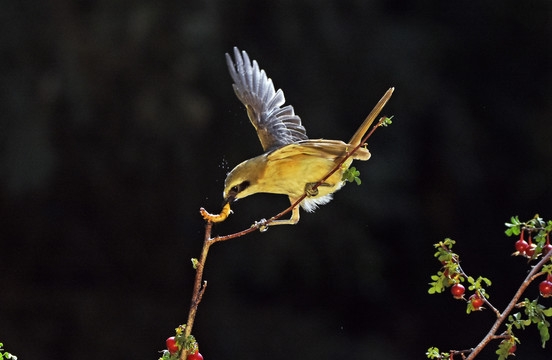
[[427, 214, 552, 360]]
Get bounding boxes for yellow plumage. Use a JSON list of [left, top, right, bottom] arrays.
[[222, 47, 393, 226]]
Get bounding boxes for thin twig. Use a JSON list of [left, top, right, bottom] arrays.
[[441, 245, 501, 318], [180, 223, 213, 358], [181, 88, 394, 355], [210, 114, 388, 243], [483, 297, 502, 318], [450, 349, 474, 358], [213, 88, 394, 241]]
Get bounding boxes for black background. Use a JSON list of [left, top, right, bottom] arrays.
[[1, 1, 551, 359]]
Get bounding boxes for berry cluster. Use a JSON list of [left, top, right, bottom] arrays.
[[508, 216, 552, 298], [508, 215, 552, 259], [513, 229, 552, 259], [160, 325, 203, 360], [428, 239, 491, 314], [447, 268, 486, 310], [427, 215, 552, 360]]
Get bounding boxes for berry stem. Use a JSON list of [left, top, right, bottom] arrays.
[[483, 297, 501, 318]]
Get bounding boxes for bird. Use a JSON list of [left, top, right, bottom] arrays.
[[221, 47, 393, 227]]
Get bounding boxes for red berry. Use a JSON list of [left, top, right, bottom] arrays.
[[515, 239, 529, 253], [451, 283, 465, 299], [500, 340, 516, 354], [166, 336, 179, 354], [187, 350, 204, 360], [526, 243, 537, 257], [539, 280, 552, 297], [542, 244, 552, 255], [469, 294, 484, 310]]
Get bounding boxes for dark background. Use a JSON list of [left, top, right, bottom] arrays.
[[1, 1, 551, 359]]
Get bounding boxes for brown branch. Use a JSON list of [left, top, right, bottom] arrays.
[[180, 222, 214, 358], [450, 348, 474, 359], [439, 241, 552, 358], [464, 250, 552, 359]]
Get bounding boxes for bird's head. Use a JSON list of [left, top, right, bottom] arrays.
[[223, 156, 266, 204]]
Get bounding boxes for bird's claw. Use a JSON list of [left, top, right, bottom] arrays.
[[253, 218, 269, 232], [305, 183, 319, 197]]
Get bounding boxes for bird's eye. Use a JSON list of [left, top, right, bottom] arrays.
[[230, 181, 250, 195]]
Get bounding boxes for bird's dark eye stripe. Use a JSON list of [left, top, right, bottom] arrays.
[[240, 181, 250, 191], [231, 181, 250, 194]]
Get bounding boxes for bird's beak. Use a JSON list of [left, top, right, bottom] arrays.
[[223, 192, 237, 206], [223, 196, 234, 206]]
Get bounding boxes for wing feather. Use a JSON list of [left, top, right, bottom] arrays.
[[267, 140, 371, 161], [226, 47, 308, 151]]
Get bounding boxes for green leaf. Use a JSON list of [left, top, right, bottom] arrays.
[[379, 115, 394, 127], [426, 347, 448, 359], [538, 321, 550, 347], [546, 220, 552, 232], [509, 216, 521, 226], [342, 166, 362, 185], [535, 231, 547, 245], [496, 338, 515, 360], [505, 216, 522, 236], [0, 343, 17, 360]]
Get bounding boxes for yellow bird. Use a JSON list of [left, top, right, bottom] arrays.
[[222, 47, 393, 227]]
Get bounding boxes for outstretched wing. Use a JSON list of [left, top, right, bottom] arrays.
[[226, 47, 308, 152]]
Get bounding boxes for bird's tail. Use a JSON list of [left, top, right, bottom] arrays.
[[348, 87, 394, 147]]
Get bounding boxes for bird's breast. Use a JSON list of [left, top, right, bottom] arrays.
[[260, 153, 343, 198]]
